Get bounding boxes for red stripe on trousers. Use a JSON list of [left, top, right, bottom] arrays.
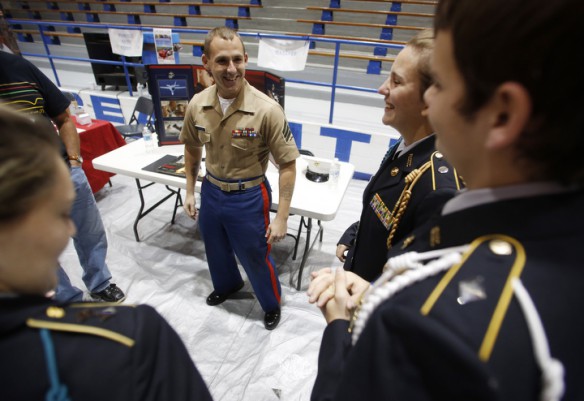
[[260, 182, 280, 304]]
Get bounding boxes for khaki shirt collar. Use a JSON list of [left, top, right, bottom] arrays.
[[199, 79, 256, 119]]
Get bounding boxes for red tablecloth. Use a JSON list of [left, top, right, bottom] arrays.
[[77, 119, 126, 193]]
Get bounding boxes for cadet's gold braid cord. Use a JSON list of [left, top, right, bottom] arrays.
[[386, 162, 431, 249]]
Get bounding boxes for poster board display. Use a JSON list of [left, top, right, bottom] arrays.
[[146, 65, 285, 145]]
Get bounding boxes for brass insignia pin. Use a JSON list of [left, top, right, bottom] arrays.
[[457, 276, 487, 305], [46, 306, 65, 319], [401, 235, 415, 249], [429, 226, 441, 247], [489, 239, 513, 255], [406, 154, 413, 167]]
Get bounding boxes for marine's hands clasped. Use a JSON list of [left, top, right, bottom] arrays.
[[307, 267, 371, 324]]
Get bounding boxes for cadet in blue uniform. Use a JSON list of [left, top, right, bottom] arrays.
[[337, 30, 461, 282], [308, 0, 584, 400], [0, 107, 212, 401], [180, 27, 299, 330]]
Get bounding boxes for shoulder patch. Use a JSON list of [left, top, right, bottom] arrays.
[[281, 123, 293, 142]]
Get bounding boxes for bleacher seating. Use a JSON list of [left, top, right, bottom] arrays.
[[2, 0, 436, 74]]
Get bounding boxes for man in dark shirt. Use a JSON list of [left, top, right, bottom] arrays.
[[0, 48, 125, 303]]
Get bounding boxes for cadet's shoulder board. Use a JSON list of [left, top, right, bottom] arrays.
[[421, 234, 526, 361], [430, 151, 463, 190], [27, 303, 139, 347]]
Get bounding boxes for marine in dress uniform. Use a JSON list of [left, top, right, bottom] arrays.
[[339, 134, 462, 281], [0, 296, 213, 400], [180, 79, 299, 324], [312, 185, 584, 401]]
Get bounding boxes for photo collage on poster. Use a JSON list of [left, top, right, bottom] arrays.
[[147, 65, 194, 145], [156, 77, 189, 140]]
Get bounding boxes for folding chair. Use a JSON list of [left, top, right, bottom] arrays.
[[117, 96, 155, 140]]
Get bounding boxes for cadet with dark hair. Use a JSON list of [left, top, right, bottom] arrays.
[[308, 0, 584, 400], [0, 106, 213, 401]]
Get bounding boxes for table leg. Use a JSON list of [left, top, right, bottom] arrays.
[[133, 179, 182, 242], [286, 216, 304, 261], [169, 186, 183, 224], [294, 217, 324, 291]]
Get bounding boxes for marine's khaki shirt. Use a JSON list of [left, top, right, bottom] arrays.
[[180, 80, 299, 180]]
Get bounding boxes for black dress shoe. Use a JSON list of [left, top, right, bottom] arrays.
[[264, 308, 281, 330], [206, 282, 244, 306]]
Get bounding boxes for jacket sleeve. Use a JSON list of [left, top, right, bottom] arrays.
[[338, 221, 359, 246], [312, 303, 498, 401], [311, 319, 353, 401], [133, 305, 213, 401]]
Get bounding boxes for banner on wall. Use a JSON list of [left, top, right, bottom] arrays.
[[108, 28, 143, 57], [257, 38, 309, 71], [153, 28, 176, 64]]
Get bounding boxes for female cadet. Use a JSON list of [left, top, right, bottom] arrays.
[[0, 107, 213, 401]]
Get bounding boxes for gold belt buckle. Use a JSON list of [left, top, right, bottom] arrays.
[[220, 182, 231, 192]]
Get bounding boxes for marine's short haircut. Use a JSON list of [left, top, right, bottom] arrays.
[[203, 26, 246, 58]]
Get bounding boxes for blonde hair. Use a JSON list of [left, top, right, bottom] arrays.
[[406, 29, 435, 98]]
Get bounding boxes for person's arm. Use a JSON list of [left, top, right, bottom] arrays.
[[266, 159, 296, 244], [52, 109, 81, 166], [183, 145, 203, 220], [336, 221, 359, 262], [134, 305, 213, 401]]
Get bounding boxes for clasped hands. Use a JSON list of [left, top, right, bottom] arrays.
[[307, 267, 370, 324]]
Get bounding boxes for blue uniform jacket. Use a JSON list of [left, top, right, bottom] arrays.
[[314, 189, 584, 401], [0, 296, 213, 401], [339, 135, 462, 281]]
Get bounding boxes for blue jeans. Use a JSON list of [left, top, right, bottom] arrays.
[[55, 167, 112, 302]]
